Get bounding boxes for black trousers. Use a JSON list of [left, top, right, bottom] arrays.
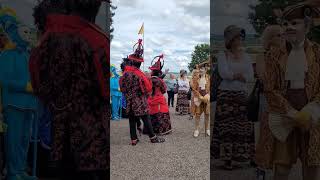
[[167, 91, 174, 107], [129, 114, 155, 140], [136, 118, 142, 128]]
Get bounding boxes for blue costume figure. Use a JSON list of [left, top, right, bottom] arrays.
[[110, 65, 122, 120], [0, 9, 38, 180]]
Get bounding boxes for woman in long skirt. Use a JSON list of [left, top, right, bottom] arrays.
[[144, 55, 172, 135], [211, 25, 255, 170], [176, 70, 190, 115]]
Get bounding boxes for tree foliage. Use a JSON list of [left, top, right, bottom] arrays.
[[188, 44, 210, 72], [249, 0, 303, 34], [248, 0, 320, 42], [108, 2, 117, 41]]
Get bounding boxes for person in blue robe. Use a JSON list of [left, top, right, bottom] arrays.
[[0, 11, 39, 180], [110, 65, 122, 120]]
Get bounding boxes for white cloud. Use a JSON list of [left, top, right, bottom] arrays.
[[211, 0, 258, 34], [145, 48, 154, 56], [110, 0, 209, 72], [111, 41, 123, 49], [175, 0, 210, 17], [113, 0, 140, 8], [180, 62, 188, 67], [163, 49, 173, 56]]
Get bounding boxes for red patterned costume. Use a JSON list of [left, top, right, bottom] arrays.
[[29, 12, 110, 178], [144, 55, 172, 135], [120, 39, 165, 145]]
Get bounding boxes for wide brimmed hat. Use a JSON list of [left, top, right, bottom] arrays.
[[282, 2, 320, 20], [128, 39, 144, 62], [180, 69, 187, 75], [149, 54, 164, 71], [224, 25, 246, 49]]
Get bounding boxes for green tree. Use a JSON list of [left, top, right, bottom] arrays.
[[106, 2, 117, 41], [188, 44, 210, 72], [248, 0, 302, 34], [248, 0, 320, 42]]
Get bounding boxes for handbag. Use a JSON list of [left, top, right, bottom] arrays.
[[187, 88, 192, 100], [211, 66, 222, 102], [247, 79, 261, 122], [174, 79, 179, 94]]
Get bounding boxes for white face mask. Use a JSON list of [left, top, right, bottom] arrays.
[[17, 25, 33, 44]]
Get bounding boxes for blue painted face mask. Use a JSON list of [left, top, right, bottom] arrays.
[[0, 14, 29, 51], [111, 66, 119, 78]]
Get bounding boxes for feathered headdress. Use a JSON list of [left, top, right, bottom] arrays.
[[149, 54, 164, 71], [128, 39, 144, 62]]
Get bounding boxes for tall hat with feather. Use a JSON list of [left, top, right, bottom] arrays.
[[127, 39, 144, 62], [149, 54, 164, 72]]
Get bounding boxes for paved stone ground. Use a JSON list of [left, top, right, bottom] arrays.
[[40, 100, 302, 180], [110, 105, 210, 180], [111, 99, 304, 180], [211, 161, 302, 180], [210, 110, 302, 180]]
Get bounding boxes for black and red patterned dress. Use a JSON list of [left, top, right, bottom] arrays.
[[145, 77, 172, 135]]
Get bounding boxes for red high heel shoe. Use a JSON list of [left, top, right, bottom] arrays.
[[131, 139, 139, 146]]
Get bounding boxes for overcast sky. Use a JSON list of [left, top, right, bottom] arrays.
[[1, 0, 259, 72], [110, 0, 210, 72], [211, 0, 257, 35]]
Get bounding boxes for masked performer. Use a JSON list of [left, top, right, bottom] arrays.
[[0, 12, 16, 177], [191, 65, 210, 138], [29, 0, 110, 179], [261, 3, 320, 180], [120, 39, 165, 145], [143, 54, 172, 135], [0, 9, 39, 180], [111, 65, 122, 120]]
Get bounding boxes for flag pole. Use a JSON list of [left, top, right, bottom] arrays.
[[143, 25, 145, 72]]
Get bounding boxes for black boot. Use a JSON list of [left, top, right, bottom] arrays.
[[150, 136, 165, 143]]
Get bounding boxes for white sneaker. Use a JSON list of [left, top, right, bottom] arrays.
[[206, 130, 210, 136], [193, 130, 199, 137]]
